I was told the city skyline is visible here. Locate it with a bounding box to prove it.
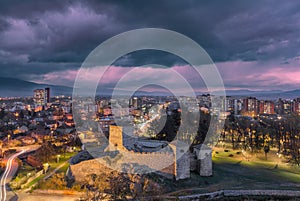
[0,1,300,93]
[2,2,300,200]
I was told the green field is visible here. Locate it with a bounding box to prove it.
[45,152,75,169]
[166,146,300,195]
[11,151,77,190]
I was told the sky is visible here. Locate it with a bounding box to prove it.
[1,0,300,93]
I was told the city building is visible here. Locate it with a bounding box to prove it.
[33,89,45,106]
[291,98,300,115]
[275,98,294,115]
[130,97,142,109]
[45,87,50,103]
[242,97,259,117]
[33,88,51,107]
[275,98,285,115]
[259,100,275,114]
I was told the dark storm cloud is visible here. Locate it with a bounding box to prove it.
[0,0,300,90]
[0,0,70,18]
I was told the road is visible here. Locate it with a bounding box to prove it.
[0,149,27,201]
[17,192,79,201]
[139,114,160,132]
[0,145,40,201]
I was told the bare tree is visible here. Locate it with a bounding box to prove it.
[35,141,56,163]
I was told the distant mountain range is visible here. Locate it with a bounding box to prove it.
[223,89,300,99]
[0,77,299,99]
[0,77,72,97]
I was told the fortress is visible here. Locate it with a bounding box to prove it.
[69,125,212,182]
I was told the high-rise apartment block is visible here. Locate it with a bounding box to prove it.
[259,100,275,114]
[33,88,51,106]
[242,97,259,116]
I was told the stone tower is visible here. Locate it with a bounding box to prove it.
[169,140,190,180]
[109,125,123,150]
[193,144,212,176]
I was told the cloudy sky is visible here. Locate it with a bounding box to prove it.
[1,0,300,93]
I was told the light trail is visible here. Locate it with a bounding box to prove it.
[0,149,26,201]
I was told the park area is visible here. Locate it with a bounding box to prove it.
[11,152,77,191]
[11,145,300,200]
[164,145,300,198]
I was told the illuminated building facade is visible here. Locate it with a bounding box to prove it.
[242,97,258,117]
[259,100,275,114]
[33,88,51,106]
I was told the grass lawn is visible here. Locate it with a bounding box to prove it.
[10,164,35,189]
[165,146,300,195]
[27,175,43,187]
[213,147,300,186]
[47,152,76,169]
[13,151,77,190]
[15,164,35,178]
[56,161,70,174]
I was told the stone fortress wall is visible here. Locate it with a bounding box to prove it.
[69,125,212,182]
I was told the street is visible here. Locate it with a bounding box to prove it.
[0,149,26,201]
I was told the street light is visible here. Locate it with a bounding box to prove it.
[43,163,49,173]
[276,152,282,168]
[7,134,10,144]
[56,154,61,163]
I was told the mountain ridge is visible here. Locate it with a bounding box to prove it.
[0,77,299,98]
[0,77,72,97]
